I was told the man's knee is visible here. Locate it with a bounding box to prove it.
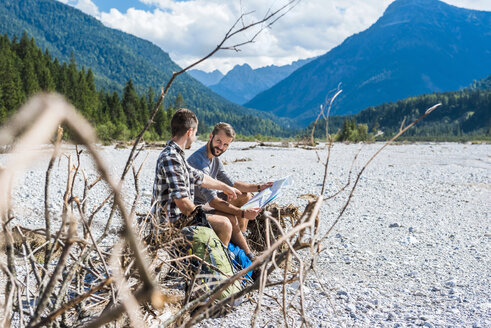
[223,216,234,232]
[209,214,233,235]
[227,214,241,231]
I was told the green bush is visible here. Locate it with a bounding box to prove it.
[336,119,371,142]
[96,122,114,142]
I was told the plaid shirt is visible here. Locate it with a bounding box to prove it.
[151,140,204,223]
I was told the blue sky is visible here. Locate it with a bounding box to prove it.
[57,0,491,73]
[92,0,151,12]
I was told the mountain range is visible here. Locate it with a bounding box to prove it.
[245,0,491,126]
[0,0,292,135]
[188,69,224,87]
[191,58,313,105]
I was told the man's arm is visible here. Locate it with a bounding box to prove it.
[201,174,241,201]
[172,173,238,218]
[233,181,273,193]
[209,197,260,220]
[174,197,198,217]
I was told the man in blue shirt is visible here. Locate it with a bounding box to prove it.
[187,122,272,260]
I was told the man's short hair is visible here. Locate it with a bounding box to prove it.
[212,122,236,140]
[171,108,198,137]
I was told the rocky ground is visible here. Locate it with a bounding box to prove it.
[1,141,489,327]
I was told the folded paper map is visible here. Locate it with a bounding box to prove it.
[241,175,293,209]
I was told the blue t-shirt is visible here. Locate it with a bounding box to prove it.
[187,144,235,204]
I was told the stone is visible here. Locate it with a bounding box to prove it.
[387,312,396,321]
[337,290,348,297]
[346,304,356,313]
[445,280,456,288]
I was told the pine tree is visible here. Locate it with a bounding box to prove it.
[0,56,24,116]
[66,53,78,103]
[122,79,140,132]
[0,87,6,123]
[139,94,149,129]
[108,91,126,125]
[153,104,167,138]
[38,65,55,91]
[174,92,185,109]
[21,58,40,96]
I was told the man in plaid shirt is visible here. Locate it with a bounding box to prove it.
[152,108,241,246]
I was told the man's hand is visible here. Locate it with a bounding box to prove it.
[244,208,261,220]
[223,185,241,201]
[259,181,274,192]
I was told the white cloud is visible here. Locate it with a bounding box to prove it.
[58,0,491,73]
[444,0,491,11]
[75,0,100,17]
[57,0,100,17]
[97,0,397,72]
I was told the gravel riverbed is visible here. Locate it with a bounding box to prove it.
[1,141,489,327]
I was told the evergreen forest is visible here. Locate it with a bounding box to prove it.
[0,33,181,141]
[308,84,491,142]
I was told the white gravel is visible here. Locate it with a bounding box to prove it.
[1,141,489,327]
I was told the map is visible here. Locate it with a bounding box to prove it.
[241,175,293,209]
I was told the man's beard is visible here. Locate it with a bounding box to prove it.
[209,135,224,157]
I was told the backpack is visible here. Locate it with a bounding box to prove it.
[181,225,242,299]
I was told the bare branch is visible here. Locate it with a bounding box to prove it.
[29,208,77,327]
[44,125,63,258]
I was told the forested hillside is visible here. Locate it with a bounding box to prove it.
[0,0,293,136]
[307,77,491,141]
[467,75,491,91]
[0,33,180,141]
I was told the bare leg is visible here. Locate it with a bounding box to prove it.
[230,192,253,232]
[212,211,251,254]
[207,214,232,246]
